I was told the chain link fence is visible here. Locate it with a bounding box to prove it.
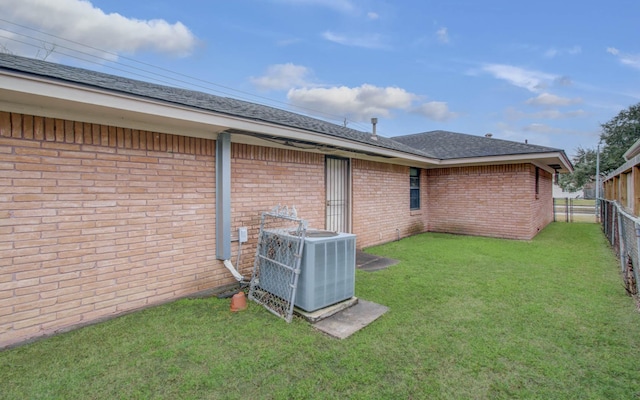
[599,199,640,296]
[248,206,307,323]
[553,198,596,223]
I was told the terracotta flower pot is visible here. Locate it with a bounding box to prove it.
[230,291,247,312]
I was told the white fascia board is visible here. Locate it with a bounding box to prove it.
[0,71,439,164]
[435,151,573,173]
[0,71,574,171]
[229,132,436,167]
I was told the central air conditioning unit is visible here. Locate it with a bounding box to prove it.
[259,229,356,312]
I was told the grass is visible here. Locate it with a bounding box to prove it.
[569,214,597,223]
[572,199,597,206]
[2,223,640,399]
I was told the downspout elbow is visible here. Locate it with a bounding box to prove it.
[223,259,245,282]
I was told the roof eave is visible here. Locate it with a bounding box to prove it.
[435,152,573,173]
[0,67,574,172]
[0,69,440,164]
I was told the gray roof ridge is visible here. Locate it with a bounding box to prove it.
[391,129,567,160]
[393,129,563,154]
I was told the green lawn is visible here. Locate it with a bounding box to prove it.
[2,223,639,399]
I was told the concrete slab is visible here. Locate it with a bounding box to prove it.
[356,251,399,272]
[295,297,359,323]
[312,299,389,339]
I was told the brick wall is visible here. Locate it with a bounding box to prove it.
[426,164,550,240]
[229,143,325,273]
[352,159,427,247]
[531,168,554,235]
[0,111,555,347]
[0,112,222,348]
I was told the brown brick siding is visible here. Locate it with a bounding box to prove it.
[1,111,555,348]
[531,167,554,235]
[352,159,427,247]
[427,164,552,240]
[229,143,325,274]
[0,112,220,348]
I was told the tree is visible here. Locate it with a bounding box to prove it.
[557,147,598,192]
[558,102,640,192]
[598,102,640,174]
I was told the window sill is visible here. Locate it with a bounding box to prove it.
[410,210,422,216]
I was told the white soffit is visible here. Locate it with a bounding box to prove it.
[436,152,573,173]
[0,71,438,164]
[0,70,572,171]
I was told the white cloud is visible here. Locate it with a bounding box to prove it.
[554,76,573,87]
[276,38,302,46]
[367,11,379,20]
[412,101,457,121]
[272,0,355,13]
[482,64,557,93]
[436,27,450,44]
[506,107,587,120]
[523,123,564,134]
[607,47,640,70]
[287,84,418,122]
[0,0,197,60]
[250,63,315,91]
[322,31,389,49]
[544,45,581,58]
[525,93,582,107]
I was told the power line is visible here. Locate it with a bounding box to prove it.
[0,18,380,135]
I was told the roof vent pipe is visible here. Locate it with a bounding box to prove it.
[485,133,493,138]
[371,117,378,141]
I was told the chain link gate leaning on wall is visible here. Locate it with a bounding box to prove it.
[600,199,640,296]
[248,206,307,322]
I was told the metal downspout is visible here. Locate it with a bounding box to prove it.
[216,132,231,260]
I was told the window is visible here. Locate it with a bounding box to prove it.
[410,167,420,210]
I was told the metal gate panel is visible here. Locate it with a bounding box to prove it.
[325,157,350,233]
[248,205,306,323]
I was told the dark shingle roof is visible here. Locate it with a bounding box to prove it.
[392,130,563,159]
[0,53,431,158]
[0,54,567,163]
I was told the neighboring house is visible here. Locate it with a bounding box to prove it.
[0,53,572,348]
[553,184,584,199]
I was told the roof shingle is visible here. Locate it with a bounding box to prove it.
[392,130,562,159]
[0,53,430,158]
[0,53,567,162]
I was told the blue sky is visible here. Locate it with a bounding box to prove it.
[1,0,639,158]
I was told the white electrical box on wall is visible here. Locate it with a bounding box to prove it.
[238,227,248,243]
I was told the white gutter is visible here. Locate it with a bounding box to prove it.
[0,70,439,165]
[0,69,573,171]
[435,151,573,173]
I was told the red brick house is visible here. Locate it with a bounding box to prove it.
[0,54,572,347]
